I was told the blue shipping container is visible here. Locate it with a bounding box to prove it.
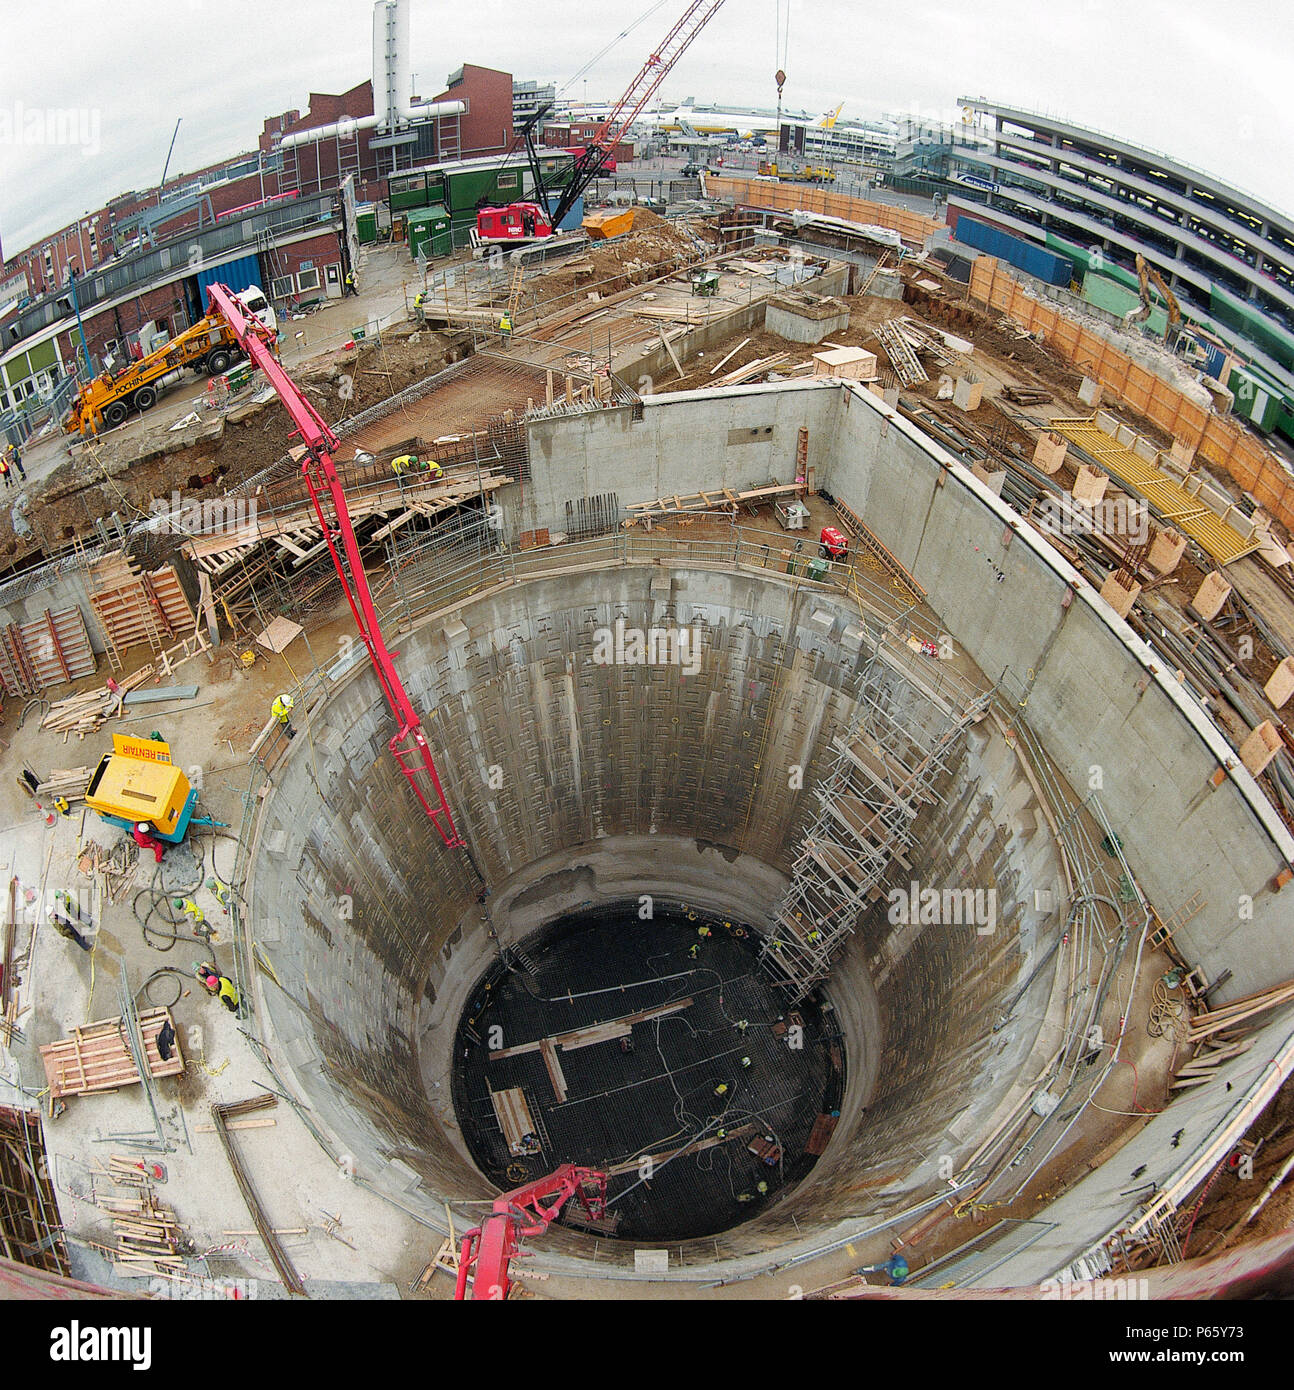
[953,216,1075,287]
[195,252,265,309]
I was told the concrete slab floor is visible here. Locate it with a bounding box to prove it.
[0,606,442,1300]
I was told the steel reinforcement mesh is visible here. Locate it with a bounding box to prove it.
[450,903,845,1243]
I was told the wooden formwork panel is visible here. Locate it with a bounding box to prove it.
[708,177,942,244]
[89,562,196,657]
[0,606,96,696]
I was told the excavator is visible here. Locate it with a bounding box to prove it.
[1126,252,1210,367]
[474,0,728,247]
[1126,252,1182,331]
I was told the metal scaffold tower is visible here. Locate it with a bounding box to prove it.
[760,647,990,1003]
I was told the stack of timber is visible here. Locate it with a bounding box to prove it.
[873,321,929,386]
[35,766,94,803]
[100,1185,186,1278]
[714,353,791,386]
[39,665,153,736]
[1185,977,1294,1046]
[77,838,140,905]
[40,1007,185,1099]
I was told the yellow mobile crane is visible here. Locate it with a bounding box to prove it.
[63,286,276,436]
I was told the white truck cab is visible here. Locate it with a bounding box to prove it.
[234,286,277,335]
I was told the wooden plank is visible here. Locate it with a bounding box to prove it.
[708,338,752,376]
[539,1040,568,1103]
[489,1087,538,1155]
[659,330,686,381]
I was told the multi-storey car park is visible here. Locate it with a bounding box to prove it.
[948,99,1294,444]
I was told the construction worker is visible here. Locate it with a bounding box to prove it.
[855,1254,909,1285]
[0,453,10,490]
[688,943,699,959]
[51,912,92,952]
[207,876,232,913]
[4,444,24,482]
[733,1019,748,1034]
[194,962,221,995]
[132,821,166,864]
[696,924,712,939]
[740,1056,751,1069]
[413,290,426,323]
[343,269,359,298]
[807,929,822,944]
[714,1082,729,1097]
[391,453,419,476]
[715,1127,727,1139]
[271,692,296,740]
[499,311,512,345]
[216,975,241,1014]
[422,456,443,480]
[756,1181,768,1195]
[173,896,205,928]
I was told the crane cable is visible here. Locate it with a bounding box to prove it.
[561,2,674,97]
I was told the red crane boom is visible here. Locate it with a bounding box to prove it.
[541,0,727,231]
[590,0,728,156]
[204,283,463,849]
[454,1164,609,1301]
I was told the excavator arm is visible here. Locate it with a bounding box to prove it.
[204,283,463,848]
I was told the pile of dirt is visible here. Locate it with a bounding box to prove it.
[0,326,464,572]
[530,214,720,304]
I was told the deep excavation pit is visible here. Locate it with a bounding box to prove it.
[248,559,1065,1275]
[450,903,843,1242]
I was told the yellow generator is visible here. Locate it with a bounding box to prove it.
[85,735,219,843]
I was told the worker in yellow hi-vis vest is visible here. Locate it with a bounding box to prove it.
[173,896,205,928]
[271,692,296,740]
[499,312,512,345]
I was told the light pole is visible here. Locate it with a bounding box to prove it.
[61,263,92,379]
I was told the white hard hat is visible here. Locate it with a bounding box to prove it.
[136,822,150,832]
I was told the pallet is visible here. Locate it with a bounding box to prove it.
[40,1007,185,1098]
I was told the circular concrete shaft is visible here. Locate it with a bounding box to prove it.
[248,563,1062,1275]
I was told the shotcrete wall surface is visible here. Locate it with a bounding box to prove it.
[249,564,1062,1277]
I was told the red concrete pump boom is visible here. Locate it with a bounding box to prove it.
[204,283,463,849]
[454,1164,609,1301]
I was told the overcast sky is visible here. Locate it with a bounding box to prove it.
[2,0,1291,257]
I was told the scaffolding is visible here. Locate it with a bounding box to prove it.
[760,643,992,1003]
